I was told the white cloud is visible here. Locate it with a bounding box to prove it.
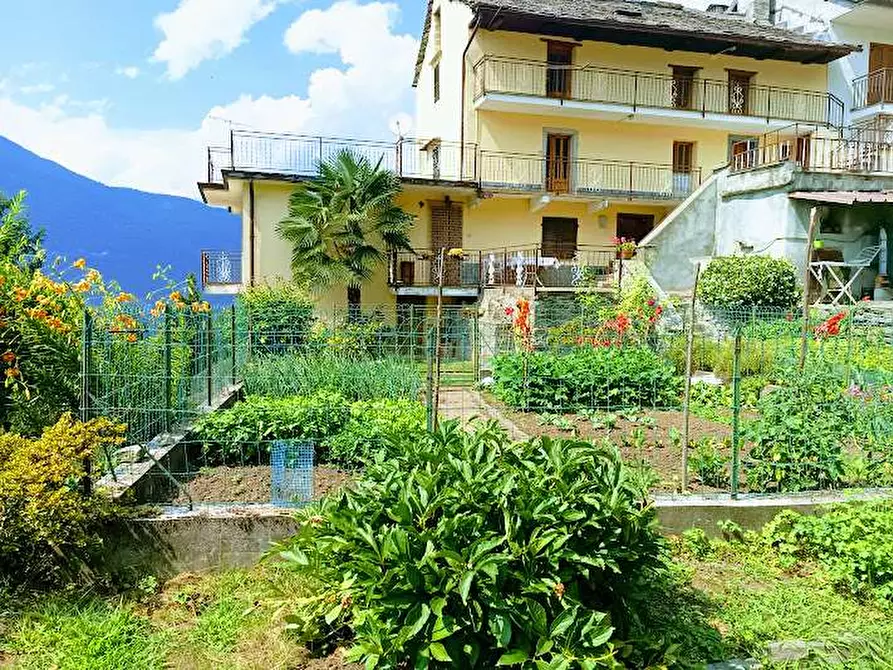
[152,0,280,80]
[0,1,418,198]
[18,83,55,95]
[116,66,141,79]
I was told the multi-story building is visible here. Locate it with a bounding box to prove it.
[198,0,893,309]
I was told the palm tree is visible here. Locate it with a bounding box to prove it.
[277,150,414,314]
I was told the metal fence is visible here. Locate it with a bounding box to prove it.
[83,298,893,505]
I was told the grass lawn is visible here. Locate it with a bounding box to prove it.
[4,531,893,669]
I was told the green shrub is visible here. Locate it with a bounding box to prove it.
[745,365,852,492]
[193,392,425,467]
[241,351,421,401]
[698,256,799,310]
[492,346,682,411]
[237,282,315,354]
[278,423,666,668]
[690,438,729,488]
[0,414,125,587]
[765,502,893,600]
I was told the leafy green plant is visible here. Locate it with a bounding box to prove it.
[241,351,421,401]
[764,502,893,600]
[697,256,799,310]
[690,439,729,488]
[492,346,682,412]
[236,282,315,354]
[277,423,667,668]
[192,392,425,467]
[536,412,575,431]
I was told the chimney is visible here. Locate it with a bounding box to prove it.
[750,0,774,25]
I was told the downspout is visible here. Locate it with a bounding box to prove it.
[459,14,482,181]
[248,180,256,286]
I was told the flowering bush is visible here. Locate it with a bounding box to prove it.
[504,296,532,352]
[0,413,125,586]
[612,236,637,255]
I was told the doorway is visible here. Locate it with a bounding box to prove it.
[541,217,578,259]
[546,41,574,98]
[546,133,572,193]
[727,70,753,115]
[868,43,893,105]
[672,141,695,195]
[616,213,655,243]
[671,66,698,110]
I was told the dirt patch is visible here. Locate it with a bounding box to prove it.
[301,649,362,669]
[172,466,352,504]
[481,394,749,493]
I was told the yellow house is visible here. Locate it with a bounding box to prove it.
[199,0,874,310]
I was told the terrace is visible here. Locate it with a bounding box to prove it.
[201,250,242,294]
[388,244,619,295]
[852,68,893,120]
[473,56,845,131]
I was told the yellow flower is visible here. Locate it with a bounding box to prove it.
[5,367,20,378]
[126,333,137,343]
[13,287,29,302]
[169,290,183,302]
[115,292,135,304]
[86,269,101,283]
[73,280,91,293]
[73,258,86,270]
[447,247,465,258]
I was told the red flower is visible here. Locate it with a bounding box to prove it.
[647,298,655,307]
[504,307,514,316]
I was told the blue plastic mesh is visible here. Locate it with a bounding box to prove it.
[270,439,314,506]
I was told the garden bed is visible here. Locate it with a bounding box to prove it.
[482,392,747,492]
[172,465,352,505]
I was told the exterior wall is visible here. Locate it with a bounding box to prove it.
[475,111,734,174]
[414,0,474,142]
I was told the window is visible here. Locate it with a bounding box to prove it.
[541,217,578,259]
[546,41,574,98]
[672,141,695,195]
[545,133,572,194]
[616,214,655,244]
[727,70,754,115]
[433,61,440,103]
[729,136,759,169]
[671,66,698,110]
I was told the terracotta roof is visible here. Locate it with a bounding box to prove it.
[465,0,856,63]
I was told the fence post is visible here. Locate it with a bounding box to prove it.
[845,303,855,388]
[230,304,237,386]
[426,327,435,432]
[163,311,172,432]
[681,264,701,491]
[472,307,480,383]
[206,311,213,406]
[799,207,819,370]
[80,311,93,496]
[730,331,742,499]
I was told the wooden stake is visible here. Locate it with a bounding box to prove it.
[432,247,446,429]
[681,262,701,491]
[799,207,819,370]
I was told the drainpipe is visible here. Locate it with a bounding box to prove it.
[248,180,256,286]
[459,14,482,181]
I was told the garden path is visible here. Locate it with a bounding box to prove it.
[437,387,529,440]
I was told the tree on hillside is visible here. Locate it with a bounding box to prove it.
[0,190,45,272]
[276,150,414,314]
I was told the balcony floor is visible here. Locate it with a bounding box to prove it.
[476,93,800,135]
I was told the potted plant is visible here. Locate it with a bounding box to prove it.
[613,236,637,259]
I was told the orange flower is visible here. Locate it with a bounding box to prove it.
[115,292,135,303]
[169,290,183,302]
[73,258,87,270]
[13,287,29,302]
[0,276,6,286]
[1,351,15,364]
[5,367,20,378]
[73,280,91,293]
[86,269,101,283]
[126,333,137,343]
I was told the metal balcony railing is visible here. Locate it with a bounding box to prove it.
[388,245,618,290]
[853,68,893,110]
[205,130,478,185]
[730,124,893,174]
[201,250,242,287]
[474,56,845,127]
[479,151,701,200]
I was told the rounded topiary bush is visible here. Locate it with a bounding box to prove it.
[697,256,799,310]
[279,423,666,668]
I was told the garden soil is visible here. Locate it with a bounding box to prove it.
[172,465,351,504]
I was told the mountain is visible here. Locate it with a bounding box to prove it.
[0,136,239,299]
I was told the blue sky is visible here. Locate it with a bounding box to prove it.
[0,0,426,196]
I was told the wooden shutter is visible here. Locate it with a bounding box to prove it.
[541,217,578,259]
[546,41,574,98]
[546,134,572,193]
[868,43,893,105]
[673,141,694,173]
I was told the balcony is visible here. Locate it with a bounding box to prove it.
[852,69,893,117]
[204,130,477,186]
[473,56,844,131]
[201,250,242,294]
[388,245,619,294]
[730,125,893,174]
[479,152,700,201]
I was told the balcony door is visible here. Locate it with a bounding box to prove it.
[671,66,698,110]
[672,141,695,195]
[546,41,574,98]
[546,133,572,194]
[616,213,655,244]
[728,70,753,116]
[868,43,893,105]
[542,217,578,260]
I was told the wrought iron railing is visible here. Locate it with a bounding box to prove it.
[853,68,893,110]
[388,245,618,290]
[474,56,845,127]
[205,130,478,185]
[201,250,242,287]
[730,124,893,174]
[479,151,701,199]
